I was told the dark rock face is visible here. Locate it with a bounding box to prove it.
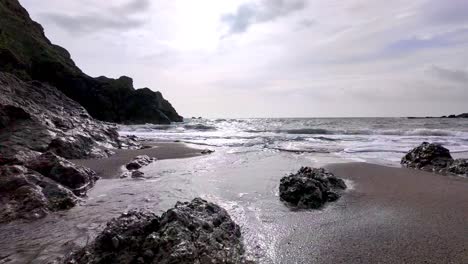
[279,167,347,209]
[26,152,99,196]
[0,165,77,223]
[0,72,122,161]
[66,198,251,264]
[401,142,468,176]
[0,0,182,124]
[125,155,157,170]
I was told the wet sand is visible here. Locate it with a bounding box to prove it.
[277,163,468,264]
[71,142,203,178]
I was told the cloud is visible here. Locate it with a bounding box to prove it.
[221,0,307,35]
[429,65,468,83]
[43,0,149,33]
[422,0,468,24]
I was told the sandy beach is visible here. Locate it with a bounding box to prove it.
[71,142,203,178]
[276,162,468,263]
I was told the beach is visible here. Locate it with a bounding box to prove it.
[0,143,467,263]
[279,163,468,263]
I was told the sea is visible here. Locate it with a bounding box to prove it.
[120,117,468,166]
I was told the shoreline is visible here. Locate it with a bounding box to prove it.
[71,142,203,178]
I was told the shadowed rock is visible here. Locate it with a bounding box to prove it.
[0,0,182,124]
[0,165,77,223]
[279,167,347,209]
[65,198,252,264]
[26,152,98,196]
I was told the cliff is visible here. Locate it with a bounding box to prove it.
[0,0,182,124]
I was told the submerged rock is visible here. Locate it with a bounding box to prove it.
[125,155,157,170]
[26,152,98,196]
[279,167,347,209]
[0,165,77,223]
[65,198,252,264]
[401,142,468,176]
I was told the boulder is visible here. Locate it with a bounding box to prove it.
[401,142,454,171]
[65,198,252,264]
[401,142,468,176]
[279,167,347,209]
[125,155,156,170]
[26,152,98,196]
[0,165,77,222]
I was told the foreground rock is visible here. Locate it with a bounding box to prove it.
[401,142,468,176]
[65,198,252,264]
[0,165,77,223]
[279,167,347,209]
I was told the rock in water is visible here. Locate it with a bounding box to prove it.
[401,142,468,176]
[279,167,347,209]
[125,155,157,170]
[401,142,454,171]
[65,198,252,264]
[26,152,99,196]
[0,165,77,223]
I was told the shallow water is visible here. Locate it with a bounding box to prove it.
[0,148,352,263]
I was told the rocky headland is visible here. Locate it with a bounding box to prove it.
[0,0,184,221]
[401,142,468,176]
[0,0,182,124]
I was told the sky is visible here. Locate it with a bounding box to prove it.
[20,0,468,118]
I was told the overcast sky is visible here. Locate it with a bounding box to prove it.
[21,0,468,117]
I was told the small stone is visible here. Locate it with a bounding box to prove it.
[131,171,145,178]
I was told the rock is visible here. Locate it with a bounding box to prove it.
[26,152,98,196]
[0,165,77,223]
[125,155,156,170]
[131,171,145,179]
[0,0,183,124]
[0,72,122,161]
[401,142,468,176]
[401,142,454,171]
[201,149,215,155]
[446,159,468,176]
[65,198,252,264]
[279,167,347,209]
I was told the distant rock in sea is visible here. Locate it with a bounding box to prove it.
[0,0,182,124]
[279,167,347,209]
[65,198,252,264]
[401,142,468,176]
[407,113,468,119]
